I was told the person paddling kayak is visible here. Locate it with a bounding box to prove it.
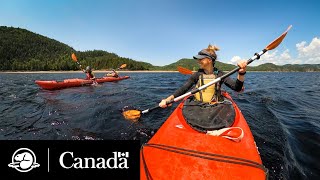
[105,69,119,78]
[84,66,96,80]
[84,66,99,85]
[159,44,248,131]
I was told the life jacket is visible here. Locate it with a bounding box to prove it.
[86,72,94,79]
[194,68,223,103]
[106,72,118,78]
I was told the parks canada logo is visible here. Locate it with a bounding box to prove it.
[8,148,40,172]
[59,151,129,169]
[8,148,129,172]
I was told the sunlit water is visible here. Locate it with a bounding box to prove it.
[0,72,319,179]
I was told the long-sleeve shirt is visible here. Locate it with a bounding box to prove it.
[173,69,243,98]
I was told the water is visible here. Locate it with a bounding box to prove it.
[0,72,319,179]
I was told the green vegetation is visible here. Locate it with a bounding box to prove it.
[0,26,153,71]
[0,26,75,70]
[1,26,319,72]
[246,63,320,72]
[71,50,154,70]
[156,58,237,71]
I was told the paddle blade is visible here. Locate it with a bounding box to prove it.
[119,64,127,69]
[122,109,141,121]
[71,53,78,62]
[265,25,292,50]
[177,66,193,75]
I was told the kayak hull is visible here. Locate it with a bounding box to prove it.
[140,92,266,180]
[96,76,130,83]
[35,76,130,90]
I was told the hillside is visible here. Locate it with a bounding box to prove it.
[156,58,237,71]
[0,26,75,70]
[0,26,153,71]
[156,59,320,72]
[247,63,320,72]
[0,26,319,72]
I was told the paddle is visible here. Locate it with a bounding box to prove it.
[71,53,98,85]
[105,64,124,78]
[177,66,246,92]
[177,66,193,75]
[71,53,83,70]
[122,25,292,120]
[118,64,127,70]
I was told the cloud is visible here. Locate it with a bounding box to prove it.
[228,56,241,65]
[296,37,320,64]
[258,49,292,65]
[228,37,320,66]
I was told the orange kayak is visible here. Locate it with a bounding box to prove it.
[35,76,130,90]
[140,92,268,180]
[96,76,130,83]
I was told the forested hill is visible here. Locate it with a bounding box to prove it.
[0,26,319,71]
[247,63,320,72]
[158,58,238,71]
[0,26,74,70]
[158,59,320,72]
[0,26,153,71]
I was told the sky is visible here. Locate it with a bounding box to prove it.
[1,0,320,66]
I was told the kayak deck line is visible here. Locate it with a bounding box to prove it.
[141,143,269,179]
[140,92,267,179]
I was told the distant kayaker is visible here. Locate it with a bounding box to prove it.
[84,66,96,80]
[105,69,119,78]
[159,44,248,131]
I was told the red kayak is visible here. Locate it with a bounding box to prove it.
[96,76,130,83]
[140,92,268,179]
[35,76,130,90]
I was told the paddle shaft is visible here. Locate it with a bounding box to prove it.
[142,106,160,114]
[141,49,267,114]
[72,55,98,83]
[140,25,291,115]
[76,62,83,70]
[170,49,267,102]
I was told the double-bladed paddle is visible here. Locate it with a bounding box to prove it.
[71,53,98,85]
[122,25,292,120]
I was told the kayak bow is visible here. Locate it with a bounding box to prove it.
[140,92,268,180]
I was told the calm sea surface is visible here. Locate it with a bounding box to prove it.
[0,72,319,179]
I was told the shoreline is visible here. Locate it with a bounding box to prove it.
[0,70,180,74]
[0,70,319,74]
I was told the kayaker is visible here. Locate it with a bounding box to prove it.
[105,69,119,78]
[159,44,247,131]
[84,66,96,80]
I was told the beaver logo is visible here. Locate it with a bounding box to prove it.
[8,148,40,172]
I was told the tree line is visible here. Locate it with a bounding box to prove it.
[0,26,153,71]
[1,26,319,72]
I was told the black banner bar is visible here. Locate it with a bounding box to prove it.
[1,140,140,179]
